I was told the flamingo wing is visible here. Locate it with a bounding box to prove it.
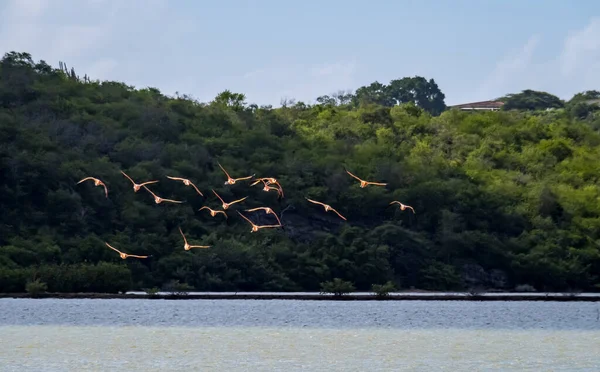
[127,254,150,259]
[365,181,387,186]
[330,208,347,221]
[212,189,225,204]
[139,180,159,186]
[105,242,122,254]
[178,227,188,244]
[142,185,159,198]
[271,213,282,225]
[234,175,254,181]
[345,169,363,182]
[230,196,248,205]
[166,176,186,181]
[189,182,204,196]
[236,211,255,226]
[306,198,327,207]
[217,162,231,178]
[120,171,135,184]
[77,177,96,184]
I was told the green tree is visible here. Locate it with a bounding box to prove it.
[386,76,446,115]
[500,89,564,111]
[1,50,599,294]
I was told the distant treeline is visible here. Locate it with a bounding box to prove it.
[0,51,599,294]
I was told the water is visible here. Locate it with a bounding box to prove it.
[1,299,599,371]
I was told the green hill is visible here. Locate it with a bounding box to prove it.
[1,51,599,293]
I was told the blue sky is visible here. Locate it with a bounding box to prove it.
[1,0,599,106]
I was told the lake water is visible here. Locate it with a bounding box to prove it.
[1,299,599,371]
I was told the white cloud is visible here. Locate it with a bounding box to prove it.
[559,17,600,78]
[477,17,600,102]
[477,35,540,99]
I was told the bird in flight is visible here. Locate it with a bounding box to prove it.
[245,207,282,225]
[306,198,347,220]
[120,171,158,192]
[252,179,284,199]
[218,162,254,185]
[178,227,210,250]
[142,185,183,204]
[212,189,247,210]
[237,211,282,233]
[390,201,415,214]
[77,177,108,198]
[166,176,204,196]
[105,242,150,259]
[198,206,228,219]
[253,177,279,186]
[345,169,387,188]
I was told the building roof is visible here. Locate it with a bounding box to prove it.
[450,100,505,109]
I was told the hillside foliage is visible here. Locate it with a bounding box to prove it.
[1,51,600,293]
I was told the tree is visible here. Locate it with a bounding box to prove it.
[500,89,564,111]
[565,90,600,119]
[1,50,600,295]
[386,76,446,115]
[212,90,247,111]
[568,90,600,103]
[351,76,446,116]
[353,81,395,107]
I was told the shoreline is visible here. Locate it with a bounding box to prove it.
[1,292,599,301]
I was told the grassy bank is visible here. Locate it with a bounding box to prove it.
[1,292,599,301]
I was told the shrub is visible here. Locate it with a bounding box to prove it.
[320,278,355,297]
[25,279,48,297]
[144,287,160,298]
[163,280,193,296]
[371,281,396,298]
[514,284,536,292]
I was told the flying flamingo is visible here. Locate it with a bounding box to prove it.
[253,177,279,186]
[178,227,210,250]
[252,179,284,199]
[105,242,150,259]
[142,185,183,204]
[198,206,228,219]
[245,207,282,225]
[77,177,108,198]
[345,169,387,188]
[212,189,247,210]
[166,176,204,196]
[306,198,347,221]
[218,162,254,185]
[237,211,282,233]
[389,201,415,214]
[120,171,158,192]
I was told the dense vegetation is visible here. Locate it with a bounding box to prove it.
[1,51,600,294]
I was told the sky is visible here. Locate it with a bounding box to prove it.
[0,0,599,107]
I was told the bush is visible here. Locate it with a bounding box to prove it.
[144,287,160,297]
[320,278,355,297]
[514,284,536,292]
[25,279,48,297]
[371,281,396,298]
[163,280,194,296]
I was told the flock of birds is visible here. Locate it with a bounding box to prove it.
[77,163,415,260]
